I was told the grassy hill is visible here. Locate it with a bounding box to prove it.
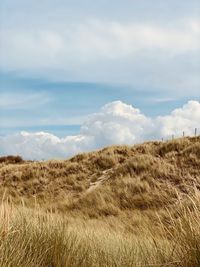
[0,137,200,266]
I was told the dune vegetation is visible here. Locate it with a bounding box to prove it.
[0,137,200,266]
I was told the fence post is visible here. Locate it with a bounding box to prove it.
[195,128,197,137]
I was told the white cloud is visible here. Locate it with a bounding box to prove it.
[81,101,153,147]
[1,19,199,70]
[0,100,199,160]
[0,30,64,70]
[156,101,200,137]
[0,131,93,160]
[1,18,199,94]
[1,0,200,96]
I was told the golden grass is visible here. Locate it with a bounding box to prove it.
[0,192,200,267]
[0,137,200,266]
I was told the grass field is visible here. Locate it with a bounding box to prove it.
[0,137,200,266]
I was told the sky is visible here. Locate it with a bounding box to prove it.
[0,0,200,159]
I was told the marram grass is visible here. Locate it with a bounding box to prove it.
[0,137,200,266]
[0,193,200,267]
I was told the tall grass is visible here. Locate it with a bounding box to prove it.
[0,137,200,266]
[0,192,200,267]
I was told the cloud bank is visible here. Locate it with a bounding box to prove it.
[1,18,200,94]
[0,100,200,160]
[1,19,199,72]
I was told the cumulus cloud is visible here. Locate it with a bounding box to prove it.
[0,132,93,160]
[0,100,199,160]
[81,101,153,147]
[156,101,200,137]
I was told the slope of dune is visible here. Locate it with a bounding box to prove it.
[0,137,200,266]
[0,137,199,217]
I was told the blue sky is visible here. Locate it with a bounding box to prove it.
[0,0,200,138]
[0,71,193,137]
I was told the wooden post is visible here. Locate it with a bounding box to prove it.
[195,128,197,137]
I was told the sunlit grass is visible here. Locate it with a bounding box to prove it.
[0,192,199,267]
[0,137,200,266]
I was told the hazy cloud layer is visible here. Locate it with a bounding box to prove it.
[0,100,199,160]
[1,0,200,95]
[1,19,199,68]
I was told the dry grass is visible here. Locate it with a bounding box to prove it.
[0,192,200,267]
[0,137,200,266]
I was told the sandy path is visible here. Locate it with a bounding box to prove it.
[86,168,114,194]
